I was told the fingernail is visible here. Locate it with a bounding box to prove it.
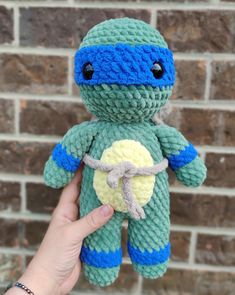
[100,205,112,217]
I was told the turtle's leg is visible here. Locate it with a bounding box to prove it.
[79,166,124,286]
[127,171,170,278]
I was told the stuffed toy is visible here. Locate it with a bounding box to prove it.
[44,18,207,287]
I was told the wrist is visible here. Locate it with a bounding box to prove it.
[18,261,60,295]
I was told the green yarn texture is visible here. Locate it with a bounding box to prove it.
[43,17,207,287]
[80,17,168,48]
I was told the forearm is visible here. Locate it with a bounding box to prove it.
[44,122,97,188]
[155,124,207,187]
[5,261,60,295]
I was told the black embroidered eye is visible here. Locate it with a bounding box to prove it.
[151,62,164,79]
[82,63,94,80]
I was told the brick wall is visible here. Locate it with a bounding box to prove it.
[0,0,235,294]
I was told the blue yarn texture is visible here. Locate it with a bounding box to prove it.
[127,242,170,265]
[167,143,198,171]
[74,43,175,87]
[52,143,81,173]
[80,246,122,268]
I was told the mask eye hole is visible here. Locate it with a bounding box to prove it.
[82,62,94,80]
[151,62,164,79]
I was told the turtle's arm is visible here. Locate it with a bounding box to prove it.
[154,124,207,187]
[44,121,98,189]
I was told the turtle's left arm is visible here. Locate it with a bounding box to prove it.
[44,121,98,189]
[154,124,207,187]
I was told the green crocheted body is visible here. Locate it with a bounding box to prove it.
[43,18,207,287]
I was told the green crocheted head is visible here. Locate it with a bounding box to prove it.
[74,18,175,122]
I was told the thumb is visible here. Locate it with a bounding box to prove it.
[69,204,114,242]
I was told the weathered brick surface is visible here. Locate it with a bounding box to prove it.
[0,141,54,175]
[0,1,234,294]
[210,61,235,100]
[158,11,235,53]
[26,183,60,214]
[142,269,235,295]
[172,60,206,100]
[20,100,92,136]
[205,153,235,188]
[166,108,235,146]
[24,220,49,250]
[20,8,151,48]
[196,234,235,266]
[0,219,19,247]
[0,181,20,212]
[0,6,13,44]
[0,54,68,94]
[0,254,23,283]
[170,231,190,262]
[171,193,235,227]
[0,99,14,133]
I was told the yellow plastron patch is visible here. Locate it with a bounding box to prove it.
[93,140,155,212]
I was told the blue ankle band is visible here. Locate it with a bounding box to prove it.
[52,143,81,173]
[168,143,198,171]
[128,242,170,265]
[80,245,122,268]
[74,43,175,88]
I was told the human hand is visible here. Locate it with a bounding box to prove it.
[6,166,114,295]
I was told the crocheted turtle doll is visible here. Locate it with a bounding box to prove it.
[44,18,207,286]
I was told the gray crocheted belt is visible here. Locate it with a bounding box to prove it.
[83,154,168,220]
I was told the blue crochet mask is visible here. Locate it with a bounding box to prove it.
[74,43,175,88]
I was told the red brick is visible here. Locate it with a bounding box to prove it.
[20,8,151,48]
[0,54,68,94]
[0,181,20,212]
[0,141,54,175]
[210,61,235,100]
[171,193,235,227]
[0,99,14,133]
[205,153,235,188]
[20,100,92,136]
[166,108,235,146]
[142,269,235,295]
[170,231,190,262]
[172,60,206,100]
[0,6,13,44]
[158,11,235,53]
[26,183,60,214]
[196,234,235,266]
[0,219,19,247]
[23,220,49,250]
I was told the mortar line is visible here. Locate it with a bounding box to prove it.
[14,98,20,135]
[150,9,157,28]
[171,225,235,236]
[0,92,82,103]
[13,5,19,46]
[20,182,27,212]
[189,231,197,265]
[135,276,143,295]
[68,53,74,96]
[204,56,212,101]
[1,0,235,10]
[169,262,235,273]
[170,186,235,196]
[1,93,235,110]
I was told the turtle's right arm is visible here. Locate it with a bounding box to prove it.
[44,121,98,188]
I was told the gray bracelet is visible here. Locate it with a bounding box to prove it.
[3,282,35,295]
